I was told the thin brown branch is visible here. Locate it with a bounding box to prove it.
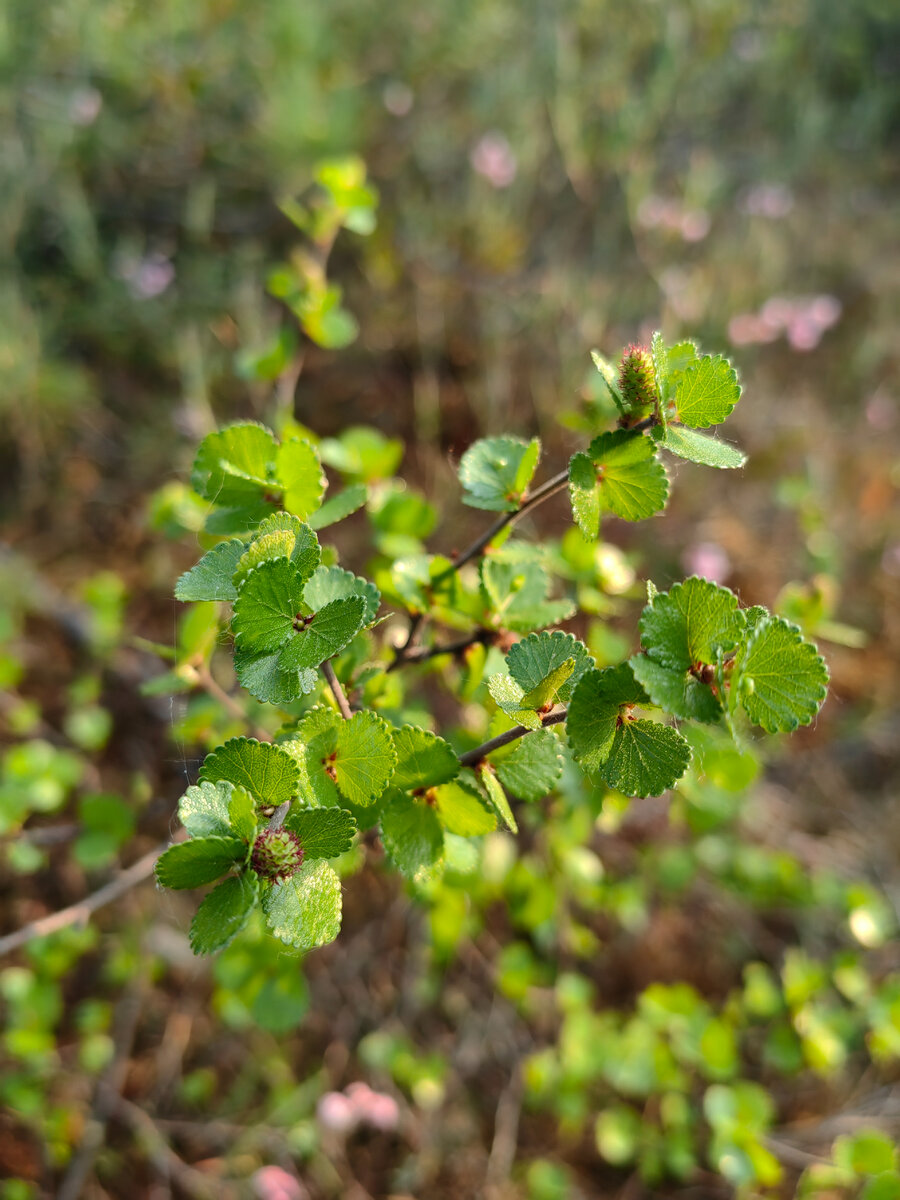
[458,708,567,768]
[0,839,177,958]
[57,981,146,1200]
[196,664,269,742]
[432,467,570,586]
[386,627,494,672]
[322,660,353,719]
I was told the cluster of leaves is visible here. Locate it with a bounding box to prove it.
[159,331,828,956]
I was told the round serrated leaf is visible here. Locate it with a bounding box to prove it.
[573,430,669,531]
[155,836,245,889]
[333,711,397,806]
[506,631,593,703]
[189,872,259,954]
[178,780,233,838]
[738,617,829,732]
[200,737,299,808]
[639,577,744,672]
[261,859,342,950]
[175,539,245,602]
[486,674,545,730]
[380,793,444,875]
[232,557,308,654]
[629,654,722,723]
[431,780,496,836]
[567,665,649,771]
[192,423,278,504]
[278,595,366,671]
[495,729,564,802]
[276,438,325,520]
[391,725,460,790]
[599,720,691,798]
[672,354,741,428]
[234,648,318,705]
[303,565,380,625]
[283,807,357,859]
[459,436,541,512]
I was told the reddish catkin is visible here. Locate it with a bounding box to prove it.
[618,344,658,416]
[250,828,305,884]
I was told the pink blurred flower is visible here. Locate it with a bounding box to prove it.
[346,1081,400,1131]
[470,133,517,188]
[728,313,779,346]
[253,1166,307,1200]
[317,1091,357,1134]
[740,183,794,219]
[683,542,731,584]
[680,210,711,242]
[68,86,102,127]
[116,253,175,300]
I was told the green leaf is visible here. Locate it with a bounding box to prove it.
[278,595,366,670]
[651,330,671,423]
[639,577,745,672]
[431,780,496,836]
[175,539,245,602]
[590,349,626,417]
[319,426,403,482]
[178,780,233,838]
[199,737,300,809]
[653,425,746,469]
[332,711,397,807]
[155,836,245,889]
[630,654,723,723]
[276,438,326,519]
[233,516,320,589]
[567,664,649,771]
[568,431,669,537]
[495,729,564,802]
[227,789,257,842]
[232,558,308,654]
[308,483,368,530]
[380,793,444,875]
[234,647,317,705]
[506,631,593,704]
[481,559,575,633]
[391,726,460,790]
[189,872,259,954]
[284,807,357,859]
[477,764,517,833]
[459,436,541,512]
[279,709,342,808]
[261,859,343,950]
[600,720,692,798]
[738,617,829,732]
[667,340,700,374]
[672,355,741,428]
[486,673,545,731]
[303,565,380,625]
[192,423,278,505]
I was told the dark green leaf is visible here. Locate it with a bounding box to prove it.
[155,836,245,889]
[199,737,299,809]
[189,873,259,954]
[175,539,245,602]
[380,793,444,875]
[284,807,357,859]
